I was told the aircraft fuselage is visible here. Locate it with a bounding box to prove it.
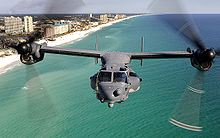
[90,53,142,108]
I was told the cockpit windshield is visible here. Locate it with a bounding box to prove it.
[98,72,112,82]
[113,72,127,83]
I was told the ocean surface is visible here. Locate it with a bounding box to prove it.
[0,15,220,137]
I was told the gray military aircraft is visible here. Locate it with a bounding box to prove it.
[2,0,220,132]
[7,11,219,132]
[14,31,219,110]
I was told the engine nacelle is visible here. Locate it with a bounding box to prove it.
[90,73,98,90]
[190,49,215,71]
[19,43,46,65]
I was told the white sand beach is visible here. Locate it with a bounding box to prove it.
[0,15,138,73]
[39,15,137,46]
[0,54,20,73]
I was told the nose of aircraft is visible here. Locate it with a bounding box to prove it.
[98,83,128,108]
[98,83,120,101]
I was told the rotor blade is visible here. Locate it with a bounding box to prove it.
[24,65,56,121]
[10,0,85,14]
[148,0,206,50]
[7,0,85,44]
[169,71,204,131]
[215,49,220,56]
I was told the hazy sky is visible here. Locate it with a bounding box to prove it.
[0,0,220,14]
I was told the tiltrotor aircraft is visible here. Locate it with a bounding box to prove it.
[13,29,219,110]
[2,0,220,132]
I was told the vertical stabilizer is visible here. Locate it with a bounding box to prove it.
[95,34,98,64]
[141,36,144,66]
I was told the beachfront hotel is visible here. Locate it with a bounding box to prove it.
[1,13,129,40]
[4,16,23,35]
[44,24,69,38]
[24,16,34,34]
[100,14,108,23]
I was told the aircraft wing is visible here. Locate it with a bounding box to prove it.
[40,46,103,58]
[40,46,192,59]
[129,51,192,59]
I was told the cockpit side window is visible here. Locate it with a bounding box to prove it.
[129,72,139,77]
[98,72,112,82]
[113,72,127,83]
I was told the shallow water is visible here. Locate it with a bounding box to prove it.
[0,15,220,137]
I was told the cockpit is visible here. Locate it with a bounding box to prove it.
[98,72,112,82]
[113,72,127,83]
[98,71,127,83]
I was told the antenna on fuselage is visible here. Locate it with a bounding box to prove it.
[95,34,98,64]
[141,36,144,66]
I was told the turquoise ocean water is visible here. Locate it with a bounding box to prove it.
[0,15,220,137]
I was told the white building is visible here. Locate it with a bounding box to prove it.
[45,24,68,38]
[100,14,108,23]
[4,16,23,35]
[24,16,34,33]
[90,22,99,27]
[89,13,93,18]
[53,24,68,35]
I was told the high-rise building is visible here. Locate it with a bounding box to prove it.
[44,26,55,38]
[100,14,108,23]
[115,14,119,20]
[24,16,34,33]
[4,16,23,35]
[89,13,93,18]
[115,14,127,20]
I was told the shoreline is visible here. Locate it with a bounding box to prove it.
[38,15,139,46]
[0,15,140,74]
[0,54,20,74]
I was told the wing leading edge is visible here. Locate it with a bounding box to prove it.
[129,51,192,59]
[40,46,192,59]
[40,46,103,58]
